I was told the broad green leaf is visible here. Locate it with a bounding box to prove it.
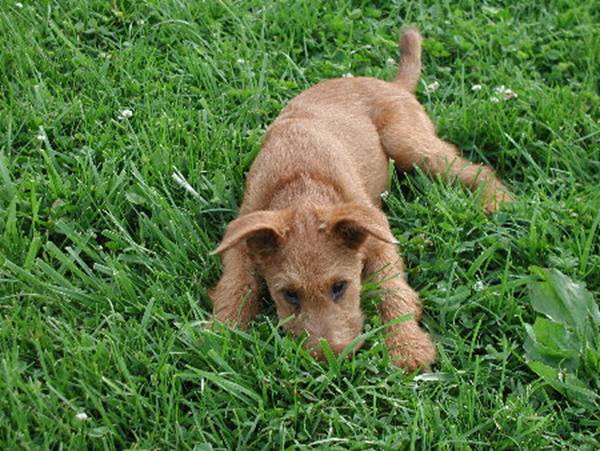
[525,268,599,406]
[531,317,580,353]
[527,361,598,405]
[524,326,579,372]
[529,267,599,337]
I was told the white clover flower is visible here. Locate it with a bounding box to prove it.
[490,96,500,103]
[342,72,354,78]
[236,58,246,64]
[425,80,440,93]
[471,84,482,92]
[15,2,23,8]
[119,109,133,120]
[473,280,486,292]
[137,19,145,25]
[492,85,518,101]
[75,412,89,421]
[502,88,517,100]
[36,127,46,141]
[386,57,396,66]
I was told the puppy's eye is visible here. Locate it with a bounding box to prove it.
[282,289,300,306]
[331,281,347,301]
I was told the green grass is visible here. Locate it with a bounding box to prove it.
[1,0,599,448]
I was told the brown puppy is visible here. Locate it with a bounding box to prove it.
[209,27,512,371]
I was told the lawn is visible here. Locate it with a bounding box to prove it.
[1,0,599,449]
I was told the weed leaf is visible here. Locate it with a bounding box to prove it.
[525,268,599,407]
[529,267,599,339]
[527,361,598,403]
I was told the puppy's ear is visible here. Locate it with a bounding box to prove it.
[325,203,398,249]
[211,210,291,256]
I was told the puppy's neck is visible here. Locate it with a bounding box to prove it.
[268,172,343,209]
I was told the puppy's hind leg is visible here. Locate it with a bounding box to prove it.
[380,27,512,212]
[374,99,513,213]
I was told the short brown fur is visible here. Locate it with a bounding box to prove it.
[209,27,512,371]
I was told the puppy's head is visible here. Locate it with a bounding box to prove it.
[213,203,396,360]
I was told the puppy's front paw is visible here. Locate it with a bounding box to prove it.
[387,326,436,372]
[483,189,513,214]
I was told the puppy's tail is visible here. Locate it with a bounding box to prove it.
[393,27,422,93]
